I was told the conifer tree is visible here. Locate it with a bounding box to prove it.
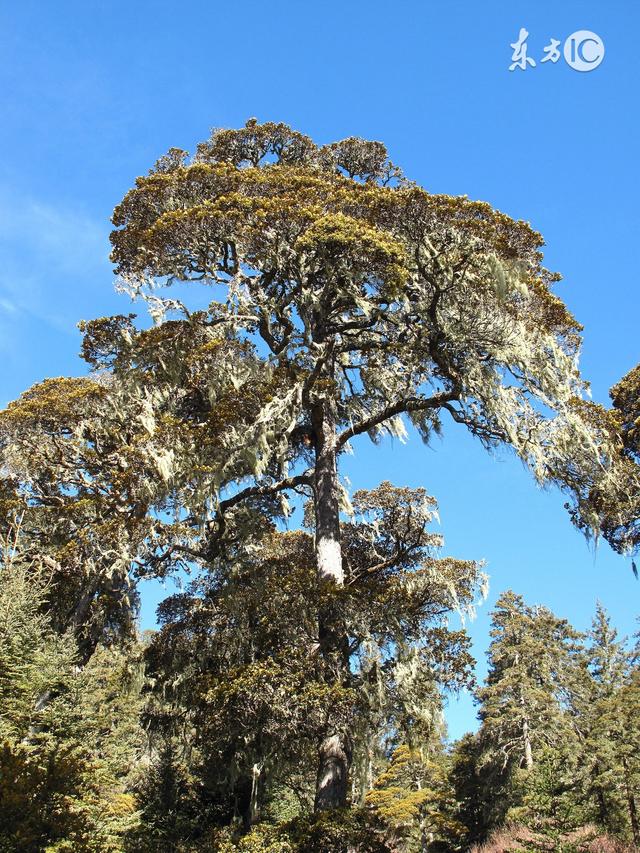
[86,118,616,810]
[366,740,465,852]
[470,591,583,837]
[478,591,581,774]
[454,600,640,850]
[576,603,629,833]
[575,606,640,844]
[0,531,144,851]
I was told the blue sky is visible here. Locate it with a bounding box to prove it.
[1,0,639,740]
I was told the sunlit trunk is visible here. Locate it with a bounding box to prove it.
[522,716,533,770]
[249,763,262,828]
[312,398,343,587]
[518,678,533,770]
[312,397,352,811]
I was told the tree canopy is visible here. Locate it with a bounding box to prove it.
[1,119,638,852]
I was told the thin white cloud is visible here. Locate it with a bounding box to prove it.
[0,297,18,315]
[0,196,108,270]
[0,189,112,333]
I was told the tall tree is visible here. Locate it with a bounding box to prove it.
[456,600,640,849]
[140,483,481,845]
[575,607,640,844]
[576,603,631,833]
[473,591,582,834]
[97,118,615,810]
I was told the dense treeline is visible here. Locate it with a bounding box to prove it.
[453,595,640,852]
[2,120,640,851]
[2,528,639,851]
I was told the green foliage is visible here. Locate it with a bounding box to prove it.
[477,591,582,776]
[367,744,465,851]
[454,598,640,850]
[212,808,391,853]
[0,536,144,852]
[1,119,637,850]
[509,744,590,840]
[139,493,481,842]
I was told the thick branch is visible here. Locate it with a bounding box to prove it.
[336,391,457,449]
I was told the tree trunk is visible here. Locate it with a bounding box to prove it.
[596,786,608,829]
[315,733,351,811]
[522,716,533,770]
[312,398,343,588]
[622,756,640,845]
[591,762,609,830]
[249,763,262,829]
[68,576,103,665]
[519,685,533,770]
[312,398,352,812]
